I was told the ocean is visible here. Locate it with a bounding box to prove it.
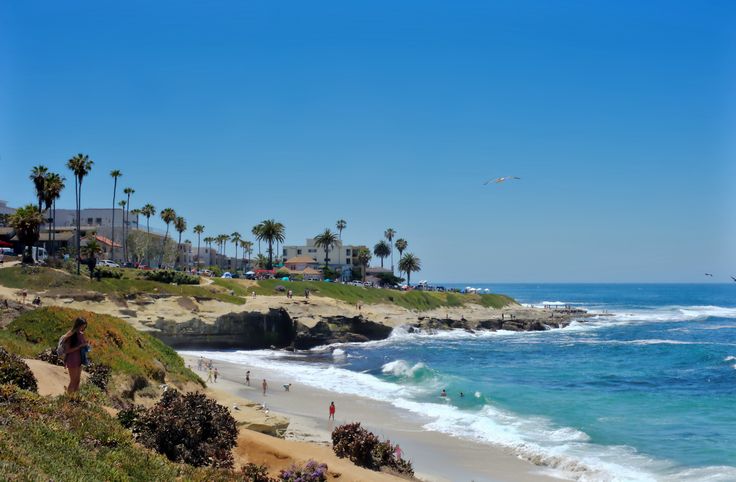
[185,284,736,481]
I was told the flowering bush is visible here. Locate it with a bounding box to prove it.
[278,460,328,482]
[240,462,274,482]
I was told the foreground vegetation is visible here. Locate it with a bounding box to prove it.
[217,278,516,311]
[0,384,235,481]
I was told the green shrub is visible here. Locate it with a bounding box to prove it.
[96,266,123,279]
[129,390,238,468]
[275,269,290,279]
[331,422,413,476]
[0,348,38,392]
[87,363,112,391]
[241,463,274,482]
[140,269,200,285]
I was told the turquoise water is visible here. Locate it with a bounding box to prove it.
[192,284,736,481]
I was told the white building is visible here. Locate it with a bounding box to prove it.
[282,238,367,269]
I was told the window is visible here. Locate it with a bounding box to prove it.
[297,249,302,255]
[308,248,316,253]
[87,218,93,224]
[95,218,102,224]
[347,259,352,264]
[346,249,351,256]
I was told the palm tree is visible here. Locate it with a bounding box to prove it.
[193,225,205,267]
[384,228,396,273]
[30,165,48,213]
[43,172,65,258]
[66,153,94,275]
[394,238,407,278]
[140,204,156,266]
[123,187,134,262]
[314,228,339,269]
[118,200,127,260]
[174,216,187,269]
[81,238,103,280]
[399,253,421,287]
[159,208,177,267]
[129,208,141,230]
[241,240,253,270]
[9,204,44,264]
[214,234,226,269]
[357,247,372,282]
[230,232,242,270]
[257,219,285,270]
[336,219,347,240]
[203,236,214,266]
[254,253,269,269]
[252,223,263,256]
[109,170,122,261]
[373,240,391,268]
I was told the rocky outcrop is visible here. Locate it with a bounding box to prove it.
[152,308,296,350]
[293,316,393,350]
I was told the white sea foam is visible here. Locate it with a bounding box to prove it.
[723,356,736,362]
[332,348,346,358]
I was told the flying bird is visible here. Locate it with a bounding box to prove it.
[705,273,713,277]
[484,176,521,185]
[731,276,736,282]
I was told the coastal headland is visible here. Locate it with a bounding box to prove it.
[0,263,598,481]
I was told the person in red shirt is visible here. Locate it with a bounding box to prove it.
[329,401,336,420]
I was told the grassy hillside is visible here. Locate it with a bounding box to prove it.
[216,278,516,311]
[0,384,234,482]
[0,266,244,304]
[0,307,201,389]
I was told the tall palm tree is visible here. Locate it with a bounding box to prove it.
[9,204,44,264]
[193,225,205,267]
[373,240,391,268]
[256,220,285,270]
[159,208,177,267]
[241,240,253,270]
[66,153,94,274]
[336,219,347,240]
[203,236,214,266]
[123,187,134,262]
[109,170,122,261]
[394,238,408,278]
[29,165,48,213]
[384,228,396,273]
[174,216,187,269]
[230,232,242,270]
[118,200,127,260]
[252,223,263,256]
[43,172,65,258]
[399,253,421,287]
[140,204,156,266]
[214,234,227,269]
[314,228,339,269]
[357,247,372,282]
[129,208,141,230]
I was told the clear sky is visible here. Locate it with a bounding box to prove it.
[1,0,734,282]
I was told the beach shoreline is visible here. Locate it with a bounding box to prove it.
[181,353,567,482]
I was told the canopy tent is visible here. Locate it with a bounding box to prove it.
[0,240,12,247]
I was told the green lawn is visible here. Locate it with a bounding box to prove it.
[0,266,245,304]
[215,278,515,311]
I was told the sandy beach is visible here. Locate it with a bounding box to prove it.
[182,354,565,482]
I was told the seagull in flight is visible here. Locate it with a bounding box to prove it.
[705,273,713,277]
[484,176,521,185]
[731,276,736,282]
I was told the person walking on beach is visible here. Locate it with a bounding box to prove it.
[394,444,403,459]
[214,367,219,383]
[262,378,268,395]
[60,317,89,394]
[206,368,214,383]
[245,370,250,386]
[329,401,335,420]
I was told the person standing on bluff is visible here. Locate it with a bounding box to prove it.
[61,317,89,394]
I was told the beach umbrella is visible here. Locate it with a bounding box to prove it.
[245,271,255,275]
[281,277,289,281]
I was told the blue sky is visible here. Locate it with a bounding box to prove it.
[1,0,734,282]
